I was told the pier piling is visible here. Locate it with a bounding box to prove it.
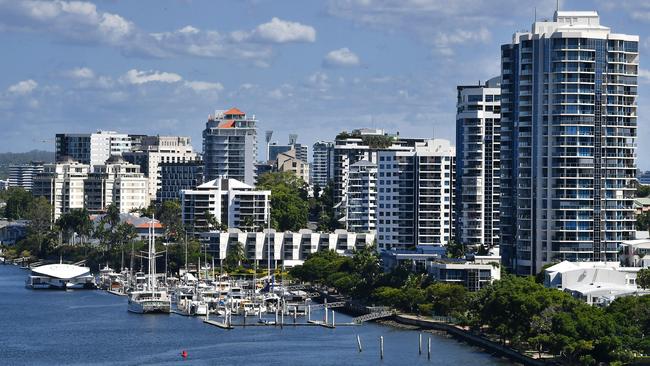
[332,310,335,328]
[380,336,384,360]
[427,336,431,360]
[357,335,362,352]
[419,333,422,355]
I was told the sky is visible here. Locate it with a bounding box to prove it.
[0,0,648,169]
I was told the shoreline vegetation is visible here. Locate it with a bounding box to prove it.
[290,249,650,366]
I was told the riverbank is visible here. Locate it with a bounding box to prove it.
[393,314,546,366]
[0,265,510,366]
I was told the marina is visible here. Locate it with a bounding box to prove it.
[0,264,512,365]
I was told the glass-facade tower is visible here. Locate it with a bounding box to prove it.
[500,11,638,275]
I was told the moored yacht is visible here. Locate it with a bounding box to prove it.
[127,215,171,314]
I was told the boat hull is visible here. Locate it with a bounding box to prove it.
[128,298,171,314]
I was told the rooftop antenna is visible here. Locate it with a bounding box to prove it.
[556,0,560,13]
[534,7,537,22]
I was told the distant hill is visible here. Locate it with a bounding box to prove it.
[0,150,55,180]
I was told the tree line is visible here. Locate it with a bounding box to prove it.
[290,249,650,365]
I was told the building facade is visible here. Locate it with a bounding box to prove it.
[33,159,91,219]
[84,156,149,214]
[200,229,374,268]
[455,77,501,251]
[276,148,310,184]
[180,178,270,235]
[312,141,334,187]
[8,162,44,191]
[123,136,197,202]
[346,160,377,233]
[203,108,257,186]
[157,160,204,202]
[500,11,638,274]
[377,139,455,251]
[55,131,132,166]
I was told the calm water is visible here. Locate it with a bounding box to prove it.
[0,265,511,365]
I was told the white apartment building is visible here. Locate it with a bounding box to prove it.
[455,77,501,251]
[32,159,91,219]
[85,156,149,214]
[200,229,375,268]
[377,139,455,250]
[276,148,310,184]
[56,131,131,166]
[123,136,197,202]
[203,108,257,186]
[8,162,44,191]
[500,11,638,275]
[180,178,270,235]
[346,160,377,233]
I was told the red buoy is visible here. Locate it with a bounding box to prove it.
[181,350,188,359]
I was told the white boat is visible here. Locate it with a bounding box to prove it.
[26,263,96,290]
[128,291,172,313]
[127,214,171,314]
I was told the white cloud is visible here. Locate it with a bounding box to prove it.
[327,0,552,56]
[8,79,38,95]
[639,68,650,84]
[307,71,329,91]
[0,2,315,62]
[323,47,360,67]
[121,69,182,85]
[184,81,224,92]
[251,17,316,43]
[65,67,95,79]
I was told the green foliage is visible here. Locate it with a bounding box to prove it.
[637,185,650,198]
[257,171,308,231]
[57,208,92,244]
[424,283,469,316]
[445,240,465,259]
[638,211,650,231]
[224,242,247,270]
[310,180,341,232]
[2,187,34,219]
[157,200,183,239]
[637,268,650,290]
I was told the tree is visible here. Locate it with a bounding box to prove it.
[2,187,33,219]
[257,172,309,231]
[224,242,247,269]
[637,212,650,231]
[205,211,227,231]
[637,268,650,289]
[638,185,650,198]
[425,283,469,316]
[25,197,53,254]
[445,240,465,259]
[157,200,182,239]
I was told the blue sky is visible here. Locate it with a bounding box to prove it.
[0,0,648,169]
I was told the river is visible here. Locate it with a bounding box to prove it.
[0,265,512,365]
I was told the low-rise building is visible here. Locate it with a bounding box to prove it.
[544,261,646,306]
[276,148,310,184]
[0,220,29,246]
[634,197,650,215]
[381,248,501,291]
[90,213,164,240]
[200,228,375,268]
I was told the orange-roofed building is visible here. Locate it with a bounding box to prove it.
[203,108,258,186]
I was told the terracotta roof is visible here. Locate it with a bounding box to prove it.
[224,107,245,116]
[218,120,236,128]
